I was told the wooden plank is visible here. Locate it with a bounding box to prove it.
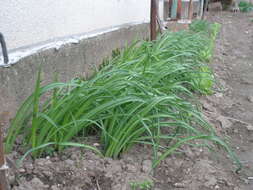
[171,0,178,19]
[177,0,182,19]
[188,0,193,20]
[0,116,8,190]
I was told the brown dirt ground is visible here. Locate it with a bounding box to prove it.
[5,11,253,190]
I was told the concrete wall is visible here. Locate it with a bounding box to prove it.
[0,23,150,131]
[0,0,154,131]
[0,0,150,50]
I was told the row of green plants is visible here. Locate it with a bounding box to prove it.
[239,1,253,12]
[5,20,241,171]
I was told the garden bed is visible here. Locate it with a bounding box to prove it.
[5,14,252,189]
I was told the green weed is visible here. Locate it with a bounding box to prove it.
[130,180,154,190]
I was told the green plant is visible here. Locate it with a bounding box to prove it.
[189,20,211,33]
[100,48,122,69]
[190,20,221,62]
[112,48,121,58]
[5,21,241,172]
[239,1,253,12]
[130,180,154,190]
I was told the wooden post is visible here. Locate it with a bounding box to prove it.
[0,33,9,64]
[177,0,182,19]
[0,124,8,190]
[188,0,193,20]
[150,0,158,40]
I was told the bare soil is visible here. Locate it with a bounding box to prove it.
[5,11,253,190]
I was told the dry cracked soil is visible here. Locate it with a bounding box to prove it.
[5,11,253,190]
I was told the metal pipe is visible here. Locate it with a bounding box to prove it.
[199,0,204,19]
[0,33,9,64]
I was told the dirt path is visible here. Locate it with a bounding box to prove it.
[207,11,253,189]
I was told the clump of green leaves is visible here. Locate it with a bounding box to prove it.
[239,1,253,12]
[190,20,221,62]
[130,180,154,190]
[5,20,241,172]
[189,20,221,94]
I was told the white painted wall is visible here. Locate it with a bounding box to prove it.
[158,0,165,21]
[0,0,150,50]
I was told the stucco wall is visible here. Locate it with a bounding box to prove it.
[0,0,150,50]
